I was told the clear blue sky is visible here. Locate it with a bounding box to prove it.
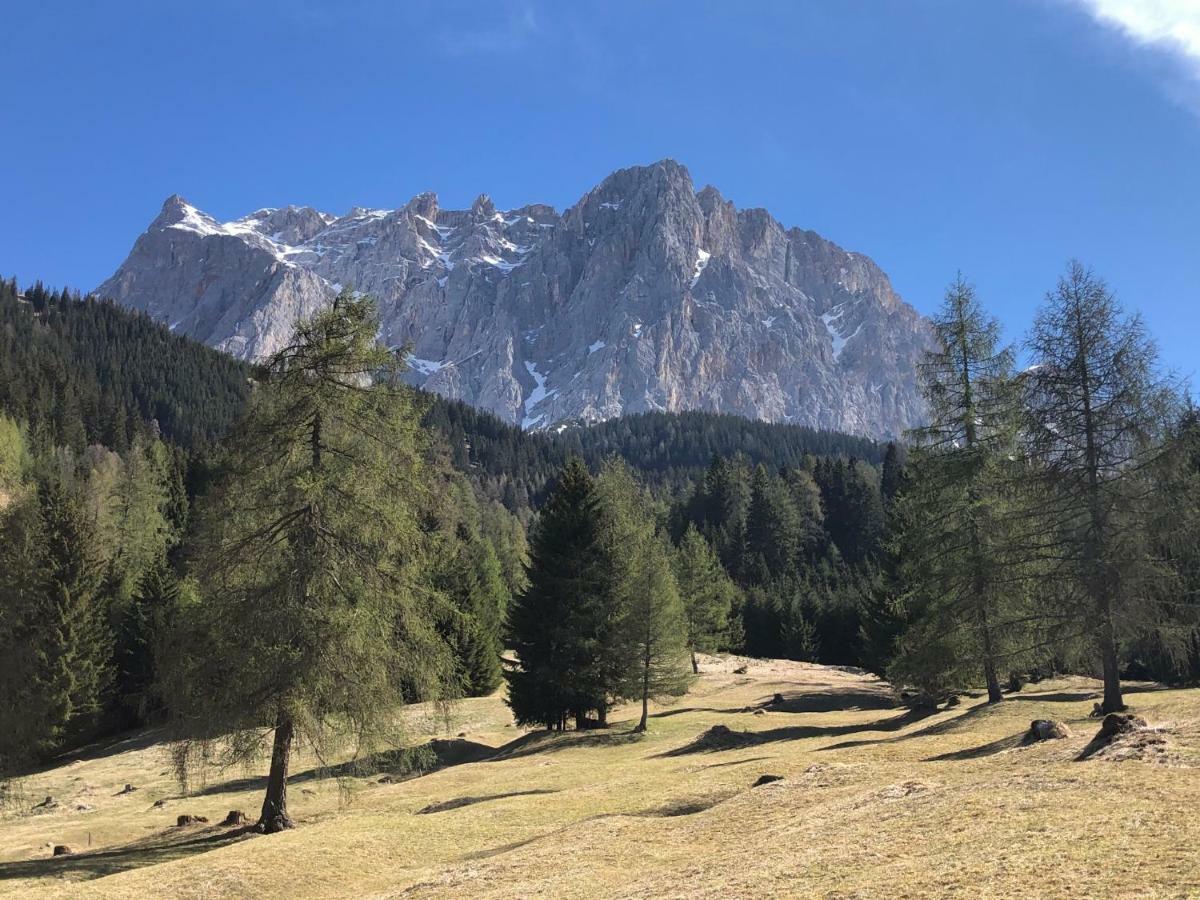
[3,0,1197,378]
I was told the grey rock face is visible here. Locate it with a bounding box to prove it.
[98,161,932,437]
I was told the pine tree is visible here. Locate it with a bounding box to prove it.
[163,293,450,832]
[1023,262,1180,713]
[505,458,605,730]
[673,526,738,673]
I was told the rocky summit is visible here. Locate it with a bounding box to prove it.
[98,160,931,437]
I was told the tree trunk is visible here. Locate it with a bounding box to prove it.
[979,603,1003,704]
[635,660,650,733]
[574,710,587,731]
[691,649,699,675]
[258,716,295,834]
[597,704,608,727]
[1099,615,1125,713]
[983,658,1003,704]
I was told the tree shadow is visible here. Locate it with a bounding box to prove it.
[819,704,995,751]
[189,737,499,797]
[648,707,741,719]
[0,823,255,883]
[489,729,644,761]
[416,788,559,814]
[1008,692,1099,703]
[696,755,776,770]
[923,732,1025,761]
[754,689,898,714]
[656,708,933,758]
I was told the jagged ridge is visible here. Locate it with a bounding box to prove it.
[97,160,931,438]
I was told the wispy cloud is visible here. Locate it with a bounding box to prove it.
[1068,1,1200,74]
[438,2,541,56]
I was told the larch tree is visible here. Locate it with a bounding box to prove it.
[1023,262,1179,713]
[672,525,737,673]
[595,460,690,732]
[164,293,449,833]
[891,275,1027,704]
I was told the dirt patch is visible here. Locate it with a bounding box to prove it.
[858,781,933,807]
[1080,726,1178,764]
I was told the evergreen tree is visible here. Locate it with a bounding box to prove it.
[434,535,507,696]
[744,464,802,582]
[163,293,450,832]
[113,560,182,724]
[35,477,112,740]
[880,442,905,506]
[505,458,605,730]
[673,526,738,673]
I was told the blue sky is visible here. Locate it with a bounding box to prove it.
[3,0,1197,378]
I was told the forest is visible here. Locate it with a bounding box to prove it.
[1,265,1198,834]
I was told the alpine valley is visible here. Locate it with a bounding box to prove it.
[98,160,931,438]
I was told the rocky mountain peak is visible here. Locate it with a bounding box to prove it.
[98,161,932,438]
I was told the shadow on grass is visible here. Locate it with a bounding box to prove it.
[485,728,647,761]
[923,732,1026,761]
[191,738,498,797]
[656,708,934,758]
[753,689,898,714]
[697,755,777,770]
[649,707,742,719]
[817,703,1004,752]
[417,788,559,814]
[0,824,255,883]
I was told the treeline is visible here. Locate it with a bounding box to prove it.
[0,279,250,452]
[427,403,886,514]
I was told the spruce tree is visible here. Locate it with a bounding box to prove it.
[36,478,112,739]
[505,457,604,730]
[164,293,449,832]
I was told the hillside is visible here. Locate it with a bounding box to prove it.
[97,160,931,438]
[3,660,1198,898]
[0,280,887,507]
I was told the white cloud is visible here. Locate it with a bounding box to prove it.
[1070,1,1200,73]
[438,3,540,56]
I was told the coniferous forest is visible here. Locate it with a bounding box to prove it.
[1,268,1198,833]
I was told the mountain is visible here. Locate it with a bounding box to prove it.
[97,160,931,438]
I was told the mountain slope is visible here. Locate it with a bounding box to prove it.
[98,160,931,438]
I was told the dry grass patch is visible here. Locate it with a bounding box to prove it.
[3,658,1199,898]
